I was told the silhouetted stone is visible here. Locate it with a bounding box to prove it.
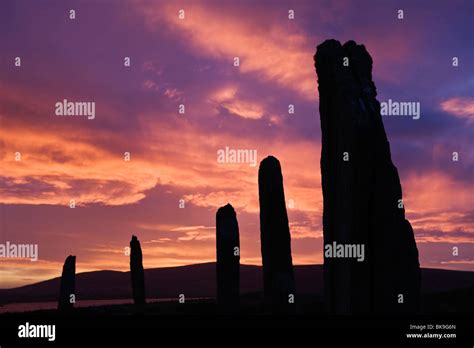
[216,203,240,312]
[58,255,75,311]
[315,39,421,314]
[258,156,296,312]
[130,235,146,306]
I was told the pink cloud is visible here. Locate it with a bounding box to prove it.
[133,1,317,100]
[440,97,474,122]
[208,86,265,120]
[404,171,474,244]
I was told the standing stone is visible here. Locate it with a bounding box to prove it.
[58,255,76,311]
[258,156,296,312]
[130,235,146,306]
[314,39,420,314]
[216,203,240,312]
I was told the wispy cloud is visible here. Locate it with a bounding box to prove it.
[208,86,265,120]
[133,1,317,100]
[440,97,474,122]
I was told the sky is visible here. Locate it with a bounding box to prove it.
[0,0,473,288]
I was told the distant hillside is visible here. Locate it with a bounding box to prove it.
[0,263,472,305]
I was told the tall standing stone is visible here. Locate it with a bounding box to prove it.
[130,235,146,306]
[216,203,240,312]
[258,156,296,312]
[58,255,76,311]
[314,39,421,314]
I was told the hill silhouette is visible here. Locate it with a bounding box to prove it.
[0,263,472,307]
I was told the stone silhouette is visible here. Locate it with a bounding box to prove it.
[314,39,421,314]
[130,235,146,306]
[216,203,240,312]
[258,156,296,312]
[58,255,76,311]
